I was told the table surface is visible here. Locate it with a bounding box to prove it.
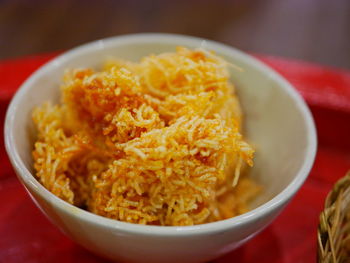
[1,0,350,69]
[0,53,350,262]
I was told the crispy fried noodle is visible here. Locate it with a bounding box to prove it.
[32,47,261,226]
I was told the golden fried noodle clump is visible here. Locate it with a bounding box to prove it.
[32,47,260,226]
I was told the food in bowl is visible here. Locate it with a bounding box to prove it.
[32,46,260,226]
[6,34,317,263]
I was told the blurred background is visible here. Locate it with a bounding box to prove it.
[0,0,349,68]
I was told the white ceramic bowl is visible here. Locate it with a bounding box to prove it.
[4,33,317,263]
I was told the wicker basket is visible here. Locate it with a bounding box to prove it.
[318,172,350,262]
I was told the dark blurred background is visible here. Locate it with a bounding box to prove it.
[0,0,349,68]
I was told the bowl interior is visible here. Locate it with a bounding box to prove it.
[8,34,315,211]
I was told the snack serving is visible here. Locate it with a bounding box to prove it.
[32,47,260,226]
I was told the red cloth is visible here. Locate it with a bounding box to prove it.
[1,53,350,263]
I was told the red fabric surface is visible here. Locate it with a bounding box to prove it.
[1,53,350,263]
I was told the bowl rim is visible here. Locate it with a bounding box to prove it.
[4,33,317,236]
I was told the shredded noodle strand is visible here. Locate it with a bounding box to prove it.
[32,47,260,226]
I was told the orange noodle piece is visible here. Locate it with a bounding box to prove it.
[32,47,260,226]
